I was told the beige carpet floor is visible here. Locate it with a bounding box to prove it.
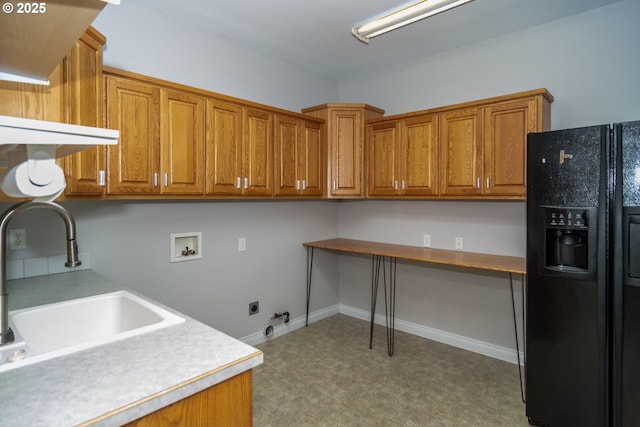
[253,314,530,427]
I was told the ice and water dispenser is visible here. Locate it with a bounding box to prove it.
[543,207,591,273]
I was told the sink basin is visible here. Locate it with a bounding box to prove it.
[0,291,184,371]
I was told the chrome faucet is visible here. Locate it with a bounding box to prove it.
[0,201,81,346]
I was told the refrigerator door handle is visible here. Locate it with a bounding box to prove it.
[560,149,574,164]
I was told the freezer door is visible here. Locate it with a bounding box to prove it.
[614,120,640,427]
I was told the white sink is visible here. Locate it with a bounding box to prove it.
[0,291,184,371]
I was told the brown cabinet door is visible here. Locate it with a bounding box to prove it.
[483,98,537,196]
[63,30,106,196]
[368,121,400,197]
[205,99,243,196]
[300,119,323,197]
[402,114,438,196]
[274,114,300,197]
[106,76,161,195]
[161,89,204,195]
[330,109,363,197]
[243,107,273,196]
[125,371,253,427]
[274,116,323,197]
[439,107,483,196]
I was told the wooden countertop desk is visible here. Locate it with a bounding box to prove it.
[303,238,525,274]
[303,238,527,400]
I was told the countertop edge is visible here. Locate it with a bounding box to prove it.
[84,350,264,426]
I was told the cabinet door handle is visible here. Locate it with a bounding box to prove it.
[296,180,301,190]
[244,177,248,189]
[236,177,241,189]
[153,173,158,187]
[401,180,406,190]
[486,177,491,189]
[99,170,106,187]
[476,177,480,189]
[394,180,398,190]
[302,180,307,190]
[164,173,168,187]
[333,181,337,191]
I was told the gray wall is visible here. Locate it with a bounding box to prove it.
[5,0,640,358]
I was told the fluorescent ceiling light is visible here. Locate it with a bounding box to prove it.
[352,0,475,44]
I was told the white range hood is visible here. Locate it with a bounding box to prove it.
[0,0,119,85]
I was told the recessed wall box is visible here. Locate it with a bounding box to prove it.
[170,232,202,263]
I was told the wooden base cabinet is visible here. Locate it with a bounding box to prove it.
[124,370,253,427]
[302,103,384,198]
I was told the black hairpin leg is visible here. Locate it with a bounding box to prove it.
[382,256,397,357]
[305,247,314,327]
[510,272,526,403]
[370,254,382,349]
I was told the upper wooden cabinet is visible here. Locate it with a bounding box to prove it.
[482,97,541,196]
[274,114,323,197]
[105,69,205,196]
[63,27,108,196]
[161,89,205,195]
[368,113,438,197]
[206,100,273,197]
[439,107,483,197]
[105,75,161,195]
[367,89,552,200]
[302,104,384,198]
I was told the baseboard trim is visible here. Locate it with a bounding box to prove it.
[338,304,523,365]
[240,303,522,365]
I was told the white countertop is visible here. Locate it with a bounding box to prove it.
[0,270,263,426]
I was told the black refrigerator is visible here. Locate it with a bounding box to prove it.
[526,120,640,427]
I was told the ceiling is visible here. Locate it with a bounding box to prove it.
[127,0,621,81]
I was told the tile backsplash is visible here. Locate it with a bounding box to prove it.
[7,252,91,280]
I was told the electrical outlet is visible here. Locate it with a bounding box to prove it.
[249,301,259,315]
[423,234,431,248]
[9,228,26,250]
[455,237,464,251]
[239,237,247,252]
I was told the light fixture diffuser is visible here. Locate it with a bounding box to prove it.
[352,0,475,44]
